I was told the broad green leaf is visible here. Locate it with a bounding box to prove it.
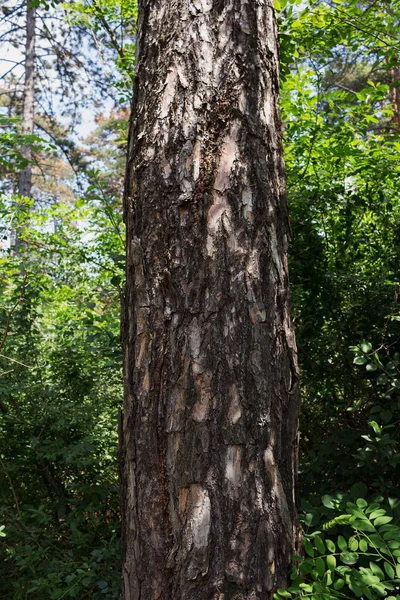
[366,363,378,372]
[352,519,375,533]
[348,578,364,597]
[314,535,325,554]
[374,516,393,526]
[300,559,314,575]
[349,537,359,551]
[326,539,335,553]
[354,356,367,365]
[371,584,387,597]
[384,563,395,579]
[370,510,386,519]
[359,539,368,552]
[276,589,292,598]
[322,495,335,509]
[369,562,385,579]
[366,504,381,514]
[334,578,345,590]
[304,539,314,557]
[361,342,372,353]
[337,536,347,551]
[315,557,325,578]
[340,552,359,565]
[326,554,336,571]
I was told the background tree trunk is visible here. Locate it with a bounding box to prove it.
[12,0,36,253]
[18,0,36,199]
[121,1,301,598]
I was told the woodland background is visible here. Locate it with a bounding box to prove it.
[0,0,400,598]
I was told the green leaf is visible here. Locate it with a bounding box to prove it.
[369,562,385,579]
[326,554,336,571]
[354,356,367,365]
[314,535,325,554]
[366,363,378,371]
[359,539,368,552]
[326,539,335,553]
[337,536,347,551]
[380,410,393,423]
[300,559,314,575]
[348,578,364,597]
[350,483,368,499]
[352,519,375,533]
[370,510,386,519]
[334,578,345,590]
[371,584,387,597]
[340,552,359,565]
[361,342,372,353]
[348,536,359,551]
[97,579,108,590]
[374,516,393,526]
[369,534,389,552]
[356,498,368,509]
[276,589,292,598]
[304,539,314,557]
[366,503,381,514]
[384,563,395,579]
[322,495,335,509]
[315,557,325,578]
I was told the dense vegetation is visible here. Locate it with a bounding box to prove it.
[0,0,399,598]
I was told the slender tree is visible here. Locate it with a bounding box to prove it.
[18,0,36,200]
[121,1,301,598]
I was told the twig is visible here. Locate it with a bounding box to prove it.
[0,369,14,378]
[0,354,31,368]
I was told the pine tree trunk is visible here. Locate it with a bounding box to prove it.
[121,1,301,598]
[18,0,36,199]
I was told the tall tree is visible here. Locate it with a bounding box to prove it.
[17,0,35,200]
[121,1,301,599]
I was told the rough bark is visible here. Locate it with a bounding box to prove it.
[18,0,36,199]
[121,1,301,599]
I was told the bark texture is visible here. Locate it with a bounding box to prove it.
[18,0,36,199]
[121,1,301,598]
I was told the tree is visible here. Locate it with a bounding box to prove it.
[17,0,35,201]
[120,1,301,598]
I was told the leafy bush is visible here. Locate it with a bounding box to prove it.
[276,491,400,600]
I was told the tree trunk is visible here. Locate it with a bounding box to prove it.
[18,0,36,199]
[391,66,400,128]
[121,1,301,599]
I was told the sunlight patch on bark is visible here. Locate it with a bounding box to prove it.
[228,384,242,424]
[225,445,242,494]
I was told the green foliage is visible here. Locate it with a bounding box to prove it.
[276,496,400,600]
[349,344,400,491]
[64,0,138,103]
[0,181,124,598]
[0,115,56,174]
[279,0,400,499]
[2,0,400,595]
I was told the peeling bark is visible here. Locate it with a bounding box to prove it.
[121,1,301,598]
